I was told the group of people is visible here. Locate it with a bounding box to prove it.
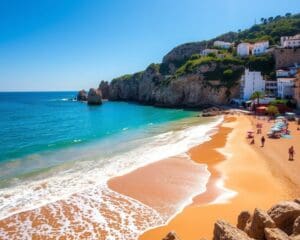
[249,119,296,161]
[250,135,295,160]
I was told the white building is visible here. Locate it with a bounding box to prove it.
[240,69,265,100]
[276,66,299,78]
[277,78,295,99]
[201,49,218,56]
[237,43,251,57]
[265,80,278,97]
[276,69,290,77]
[251,41,269,55]
[281,34,300,48]
[213,41,232,49]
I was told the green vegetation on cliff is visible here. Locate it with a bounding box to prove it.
[236,13,300,45]
[111,71,144,84]
[245,54,275,77]
[211,13,300,45]
[110,13,298,93]
[175,55,244,88]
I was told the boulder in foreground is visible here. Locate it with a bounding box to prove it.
[264,227,290,240]
[213,220,253,240]
[162,231,180,240]
[267,201,300,235]
[244,208,276,239]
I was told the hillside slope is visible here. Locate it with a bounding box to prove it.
[99,13,300,107]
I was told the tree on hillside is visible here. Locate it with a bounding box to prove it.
[268,17,274,22]
[274,15,282,21]
[251,91,265,105]
[285,13,292,18]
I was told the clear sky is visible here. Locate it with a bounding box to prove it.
[0,0,299,91]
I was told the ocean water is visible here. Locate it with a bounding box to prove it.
[0,92,222,239]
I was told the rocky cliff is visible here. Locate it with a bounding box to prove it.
[94,14,300,108]
[106,59,242,108]
[160,31,238,75]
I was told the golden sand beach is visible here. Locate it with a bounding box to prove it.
[109,115,300,240]
[1,114,299,239]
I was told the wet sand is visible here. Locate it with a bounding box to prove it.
[1,115,299,239]
[139,115,299,240]
[108,155,210,220]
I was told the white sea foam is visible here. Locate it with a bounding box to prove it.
[0,116,223,224]
[0,184,164,240]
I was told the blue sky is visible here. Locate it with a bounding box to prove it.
[0,0,299,91]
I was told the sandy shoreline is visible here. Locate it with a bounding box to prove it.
[1,114,299,239]
[109,114,300,240]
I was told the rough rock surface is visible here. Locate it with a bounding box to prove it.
[267,201,300,235]
[213,220,253,240]
[77,89,87,101]
[109,63,240,108]
[237,211,251,231]
[264,227,290,240]
[162,41,207,74]
[293,216,300,236]
[202,106,227,117]
[212,201,300,240]
[99,81,110,99]
[162,231,180,240]
[244,208,276,239]
[87,88,102,105]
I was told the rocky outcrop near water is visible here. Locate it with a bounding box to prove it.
[202,106,230,117]
[99,80,110,99]
[77,89,87,101]
[108,61,241,108]
[87,88,102,105]
[162,199,300,240]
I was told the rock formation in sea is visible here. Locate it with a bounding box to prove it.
[99,80,110,99]
[162,199,300,240]
[87,88,102,105]
[77,89,87,101]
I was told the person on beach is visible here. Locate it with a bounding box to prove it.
[289,146,295,161]
[250,138,255,145]
[261,136,265,147]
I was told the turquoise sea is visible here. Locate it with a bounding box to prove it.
[0,92,222,238]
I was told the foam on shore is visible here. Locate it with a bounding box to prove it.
[0,116,223,239]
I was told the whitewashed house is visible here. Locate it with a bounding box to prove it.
[201,49,218,56]
[277,78,296,99]
[276,69,290,77]
[213,41,232,49]
[251,41,269,55]
[237,43,251,57]
[265,80,278,97]
[240,69,265,100]
[281,34,300,48]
